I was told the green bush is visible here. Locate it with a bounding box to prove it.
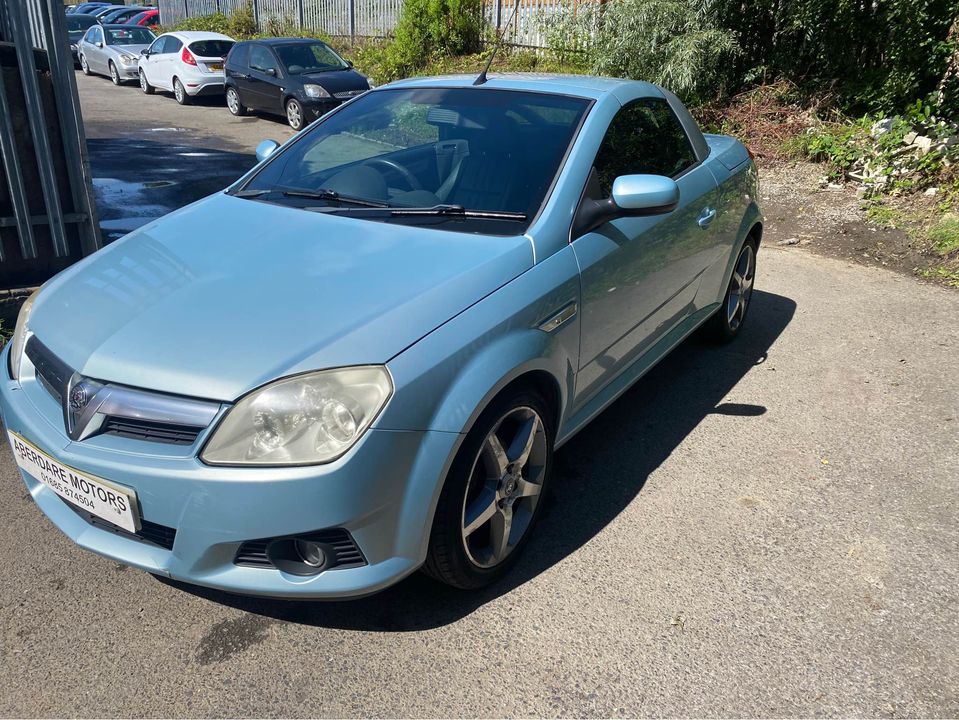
[384,0,488,79]
[541,0,737,105]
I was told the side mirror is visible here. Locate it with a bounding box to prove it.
[141,49,149,56]
[346,59,354,68]
[573,174,679,238]
[95,41,103,48]
[264,67,276,77]
[255,139,280,163]
[611,174,679,213]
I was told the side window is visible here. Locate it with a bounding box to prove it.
[592,98,698,196]
[83,27,97,43]
[249,45,278,74]
[229,43,250,68]
[148,36,166,54]
[165,37,182,54]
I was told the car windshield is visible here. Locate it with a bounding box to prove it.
[241,87,591,234]
[189,39,234,57]
[274,42,347,74]
[105,27,154,44]
[67,15,96,30]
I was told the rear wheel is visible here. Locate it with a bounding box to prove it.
[286,98,304,131]
[139,69,154,94]
[80,54,90,75]
[226,86,246,116]
[109,61,121,86]
[704,238,757,342]
[423,388,554,589]
[173,77,189,105]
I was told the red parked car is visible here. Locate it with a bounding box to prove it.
[125,9,158,27]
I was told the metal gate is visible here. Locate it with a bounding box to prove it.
[0,0,100,292]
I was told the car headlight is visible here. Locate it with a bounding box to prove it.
[119,54,136,65]
[303,84,330,99]
[7,289,39,381]
[201,366,392,466]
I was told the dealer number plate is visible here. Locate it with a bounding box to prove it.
[8,431,140,533]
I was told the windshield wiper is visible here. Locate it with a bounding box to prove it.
[281,188,390,207]
[307,204,527,221]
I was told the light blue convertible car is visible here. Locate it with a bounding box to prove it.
[1,74,761,598]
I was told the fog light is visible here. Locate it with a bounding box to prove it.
[294,539,326,568]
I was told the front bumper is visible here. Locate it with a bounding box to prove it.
[303,97,341,120]
[0,345,460,598]
[115,61,139,79]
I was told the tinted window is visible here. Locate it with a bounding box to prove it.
[249,45,277,73]
[228,42,250,67]
[593,98,697,195]
[275,42,347,74]
[243,87,590,233]
[189,40,234,57]
[105,27,154,44]
[164,36,182,53]
[67,15,97,31]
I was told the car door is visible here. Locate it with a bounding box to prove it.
[247,44,284,113]
[79,26,97,68]
[141,35,165,85]
[89,25,107,73]
[227,43,253,105]
[570,96,722,406]
[158,35,182,90]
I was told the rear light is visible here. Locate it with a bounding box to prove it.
[181,46,197,66]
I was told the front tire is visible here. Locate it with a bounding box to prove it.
[704,238,758,342]
[139,69,154,94]
[173,77,190,105]
[286,98,304,131]
[109,61,121,86]
[423,388,554,589]
[226,86,247,116]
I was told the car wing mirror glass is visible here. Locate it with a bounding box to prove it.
[265,67,277,76]
[255,139,280,163]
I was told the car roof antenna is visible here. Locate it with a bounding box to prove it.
[473,0,521,86]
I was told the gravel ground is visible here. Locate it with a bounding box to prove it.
[0,71,955,718]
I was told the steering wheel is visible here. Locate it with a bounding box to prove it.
[365,157,423,191]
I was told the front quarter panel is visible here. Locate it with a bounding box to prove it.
[379,243,581,560]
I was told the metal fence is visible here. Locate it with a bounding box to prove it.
[0,0,101,291]
[158,0,572,47]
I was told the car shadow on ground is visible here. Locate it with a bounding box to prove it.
[160,287,796,630]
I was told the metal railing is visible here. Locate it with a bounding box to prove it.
[0,0,101,290]
[158,0,574,47]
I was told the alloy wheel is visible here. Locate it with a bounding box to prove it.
[174,80,184,103]
[139,71,147,92]
[726,243,755,331]
[461,406,547,568]
[110,63,119,85]
[80,55,88,74]
[227,88,239,114]
[287,100,302,130]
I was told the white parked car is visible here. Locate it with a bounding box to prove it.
[137,31,235,104]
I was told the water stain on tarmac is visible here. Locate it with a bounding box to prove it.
[196,614,277,665]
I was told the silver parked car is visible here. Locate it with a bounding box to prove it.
[78,24,155,85]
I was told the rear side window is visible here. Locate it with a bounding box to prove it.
[190,40,234,58]
[593,98,698,195]
[228,42,250,67]
[165,36,183,53]
[249,45,278,73]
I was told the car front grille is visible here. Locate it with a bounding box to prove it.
[63,497,177,550]
[234,528,366,570]
[24,335,215,446]
[333,89,365,99]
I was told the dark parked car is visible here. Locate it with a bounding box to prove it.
[97,6,146,24]
[66,13,98,63]
[67,2,117,14]
[225,38,371,130]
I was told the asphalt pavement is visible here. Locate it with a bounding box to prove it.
[0,70,955,718]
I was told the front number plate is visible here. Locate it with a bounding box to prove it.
[8,431,140,533]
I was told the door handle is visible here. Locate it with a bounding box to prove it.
[698,207,717,228]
